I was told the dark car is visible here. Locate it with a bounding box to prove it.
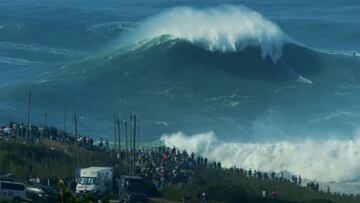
[118,176,148,203]
[25,184,57,203]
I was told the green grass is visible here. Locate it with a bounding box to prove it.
[0,139,115,180]
[162,169,360,203]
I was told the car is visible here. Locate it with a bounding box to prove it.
[118,176,148,203]
[0,180,26,203]
[26,184,57,203]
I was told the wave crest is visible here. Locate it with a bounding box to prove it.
[131,5,287,61]
[161,131,360,183]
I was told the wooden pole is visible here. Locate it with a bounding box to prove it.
[137,120,140,150]
[124,119,128,174]
[64,106,67,132]
[113,113,117,152]
[129,113,133,175]
[117,116,121,172]
[25,90,31,142]
[133,114,136,176]
[73,113,80,170]
[124,120,128,155]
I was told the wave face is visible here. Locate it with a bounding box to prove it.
[2,34,359,141]
[130,6,287,61]
[161,132,360,183]
[0,36,326,139]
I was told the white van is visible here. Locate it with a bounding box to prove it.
[76,167,113,196]
[0,180,26,202]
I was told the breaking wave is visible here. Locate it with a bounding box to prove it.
[161,132,360,182]
[130,5,287,61]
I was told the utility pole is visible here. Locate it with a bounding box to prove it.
[44,112,48,127]
[124,119,128,154]
[133,114,136,176]
[137,120,140,150]
[129,113,133,175]
[113,113,117,152]
[73,113,80,170]
[116,116,121,172]
[25,90,31,142]
[124,119,128,174]
[130,113,133,152]
[64,106,67,132]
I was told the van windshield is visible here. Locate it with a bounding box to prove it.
[79,177,97,185]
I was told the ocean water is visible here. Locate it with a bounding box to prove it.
[1,0,360,192]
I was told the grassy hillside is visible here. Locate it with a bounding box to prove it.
[162,169,360,203]
[1,139,360,203]
[0,139,114,180]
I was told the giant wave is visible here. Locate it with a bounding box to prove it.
[126,5,287,62]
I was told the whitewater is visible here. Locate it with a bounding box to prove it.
[162,131,360,183]
[128,6,287,62]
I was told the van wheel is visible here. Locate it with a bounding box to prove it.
[13,197,20,203]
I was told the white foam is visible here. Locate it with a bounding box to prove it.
[297,75,314,85]
[89,21,138,33]
[0,56,41,66]
[161,131,360,183]
[0,42,85,57]
[131,5,287,61]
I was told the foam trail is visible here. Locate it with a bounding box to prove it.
[161,131,360,182]
[131,5,287,61]
[0,42,85,57]
[297,75,314,85]
[0,56,41,66]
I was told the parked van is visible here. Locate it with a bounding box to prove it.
[76,167,113,196]
[0,180,26,202]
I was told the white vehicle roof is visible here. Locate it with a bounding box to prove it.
[80,167,112,177]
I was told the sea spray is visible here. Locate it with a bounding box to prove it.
[161,131,360,182]
[129,5,287,62]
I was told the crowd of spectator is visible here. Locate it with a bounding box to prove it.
[0,121,109,150]
[131,146,213,189]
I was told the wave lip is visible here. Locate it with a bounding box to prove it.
[131,5,287,61]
